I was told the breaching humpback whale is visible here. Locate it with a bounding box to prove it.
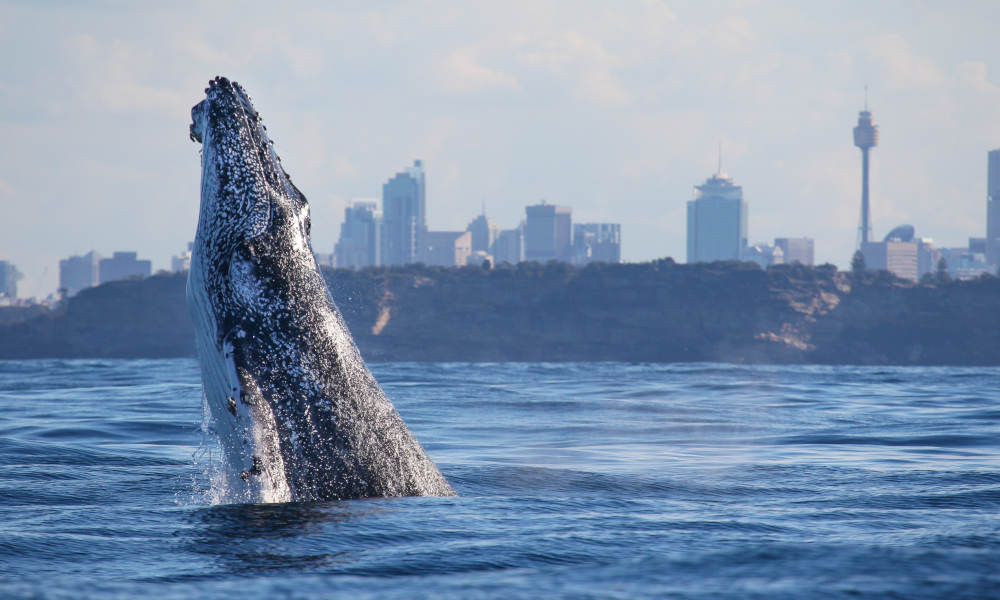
[187,76,454,502]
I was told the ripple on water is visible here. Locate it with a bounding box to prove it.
[0,360,998,599]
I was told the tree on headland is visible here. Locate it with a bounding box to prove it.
[851,250,866,274]
[935,257,951,283]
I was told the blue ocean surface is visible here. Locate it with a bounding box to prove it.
[0,360,997,599]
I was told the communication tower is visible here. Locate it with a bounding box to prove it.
[853,88,879,246]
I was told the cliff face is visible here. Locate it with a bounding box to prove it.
[0,262,997,365]
[0,274,194,359]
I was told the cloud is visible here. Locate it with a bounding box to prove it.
[436,48,519,93]
[515,32,631,106]
[173,35,238,69]
[865,33,945,90]
[64,35,187,116]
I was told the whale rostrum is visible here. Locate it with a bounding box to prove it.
[188,76,454,502]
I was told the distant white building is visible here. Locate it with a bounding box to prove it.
[863,225,940,281]
[741,243,784,268]
[171,242,193,272]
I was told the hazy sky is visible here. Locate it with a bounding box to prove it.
[2,1,999,298]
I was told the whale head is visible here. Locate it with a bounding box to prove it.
[189,77,310,269]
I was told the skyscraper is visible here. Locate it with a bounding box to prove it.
[854,93,879,264]
[0,260,21,299]
[59,251,102,296]
[986,148,1000,266]
[491,226,523,265]
[334,200,381,268]
[381,160,426,266]
[466,214,500,254]
[686,170,747,263]
[524,203,572,262]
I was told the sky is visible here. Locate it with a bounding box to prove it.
[1,1,999,298]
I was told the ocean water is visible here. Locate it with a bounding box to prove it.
[0,360,997,599]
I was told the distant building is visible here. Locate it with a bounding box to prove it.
[171,242,193,272]
[862,225,940,281]
[886,241,919,281]
[939,245,992,279]
[423,231,471,267]
[686,170,747,263]
[573,223,621,265]
[987,149,1000,265]
[916,238,941,280]
[466,214,500,254]
[314,253,334,268]
[99,252,151,284]
[59,251,102,296]
[0,260,21,299]
[774,237,815,266]
[524,203,572,262]
[467,250,493,268]
[335,200,381,268]
[491,226,523,265]
[381,160,426,266]
[741,243,784,268]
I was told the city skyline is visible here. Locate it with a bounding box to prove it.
[2,3,1000,297]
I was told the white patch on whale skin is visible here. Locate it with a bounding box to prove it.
[187,254,291,504]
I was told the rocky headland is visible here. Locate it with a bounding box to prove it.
[0,260,997,365]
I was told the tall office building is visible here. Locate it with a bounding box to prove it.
[774,237,815,266]
[381,160,426,266]
[466,214,500,254]
[573,223,621,265]
[524,203,572,262]
[986,148,1000,265]
[0,260,21,299]
[686,170,747,263]
[491,226,523,265]
[334,200,381,268]
[59,251,102,296]
[854,94,880,266]
[98,252,151,284]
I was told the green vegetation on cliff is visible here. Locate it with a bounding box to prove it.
[0,261,997,365]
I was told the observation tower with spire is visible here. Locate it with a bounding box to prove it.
[854,88,879,248]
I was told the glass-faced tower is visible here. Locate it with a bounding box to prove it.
[686,170,747,263]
